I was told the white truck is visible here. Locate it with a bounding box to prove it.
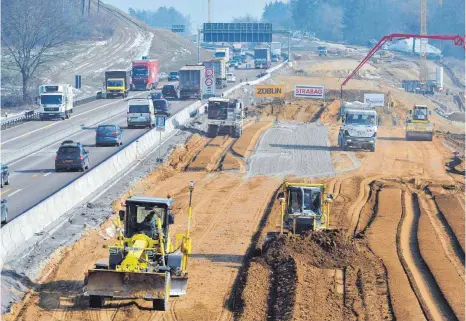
[204,59,227,89]
[270,42,281,62]
[338,101,378,152]
[206,97,244,138]
[215,48,230,63]
[38,84,73,120]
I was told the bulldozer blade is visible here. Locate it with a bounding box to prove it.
[170,275,188,296]
[84,269,167,299]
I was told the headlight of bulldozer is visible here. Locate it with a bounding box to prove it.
[146,250,154,257]
[109,247,118,255]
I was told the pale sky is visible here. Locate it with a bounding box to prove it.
[104,0,272,29]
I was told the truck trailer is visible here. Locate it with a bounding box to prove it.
[104,70,130,98]
[179,65,206,100]
[39,84,74,120]
[131,58,159,91]
[204,59,227,89]
[254,48,271,69]
[215,48,230,63]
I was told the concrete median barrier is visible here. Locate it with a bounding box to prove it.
[0,63,286,265]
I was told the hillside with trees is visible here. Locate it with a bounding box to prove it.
[128,7,191,32]
[261,0,465,58]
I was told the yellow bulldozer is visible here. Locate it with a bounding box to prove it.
[84,182,195,310]
[276,182,334,235]
[405,105,434,141]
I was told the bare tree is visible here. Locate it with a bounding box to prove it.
[1,0,76,103]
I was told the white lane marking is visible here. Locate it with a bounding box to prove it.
[8,189,22,197]
[43,172,52,177]
[1,92,146,146]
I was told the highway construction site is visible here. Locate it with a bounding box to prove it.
[2,52,465,321]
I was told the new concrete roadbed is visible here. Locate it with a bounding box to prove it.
[1,62,277,221]
[248,122,335,177]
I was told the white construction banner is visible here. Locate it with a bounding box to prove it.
[364,93,385,107]
[294,85,325,99]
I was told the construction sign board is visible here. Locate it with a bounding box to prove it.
[255,85,285,98]
[205,68,216,96]
[294,85,324,99]
[364,93,384,107]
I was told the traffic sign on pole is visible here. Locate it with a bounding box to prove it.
[155,115,166,131]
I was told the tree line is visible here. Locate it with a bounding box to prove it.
[128,7,191,32]
[257,0,464,58]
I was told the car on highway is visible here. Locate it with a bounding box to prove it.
[227,73,236,83]
[1,199,7,225]
[95,124,123,147]
[168,71,179,81]
[55,141,90,172]
[1,164,9,188]
[162,84,180,99]
[153,99,171,116]
[149,91,164,99]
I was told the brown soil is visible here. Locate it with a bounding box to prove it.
[186,135,233,171]
[231,120,272,158]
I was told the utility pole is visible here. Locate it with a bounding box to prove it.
[208,0,212,22]
[97,0,100,13]
[88,0,91,15]
[197,28,201,63]
[81,0,85,15]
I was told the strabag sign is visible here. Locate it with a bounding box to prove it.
[294,85,324,99]
[364,93,385,107]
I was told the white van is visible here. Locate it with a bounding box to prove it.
[127,98,155,128]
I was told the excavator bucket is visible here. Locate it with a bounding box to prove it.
[406,122,433,141]
[84,269,188,299]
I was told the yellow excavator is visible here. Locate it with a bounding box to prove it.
[276,182,333,235]
[405,105,434,141]
[84,182,195,310]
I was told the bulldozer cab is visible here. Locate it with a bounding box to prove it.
[278,183,333,234]
[121,197,174,239]
[287,186,322,215]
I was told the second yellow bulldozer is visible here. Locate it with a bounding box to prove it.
[83,182,195,311]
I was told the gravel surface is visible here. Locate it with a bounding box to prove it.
[248,122,335,177]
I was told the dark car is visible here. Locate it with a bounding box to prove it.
[1,199,7,225]
[149,92,164,100]
[168,71,179,81]
[1,164,9,188]
[152,99,171,116]
[96,124,123,147]
[55,141,90,172]
[162,85,180,99]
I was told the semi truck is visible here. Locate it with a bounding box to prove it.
[38,84,73,120]
[104,70,130,98]
[318,46,328,56]
[204,59,227,89]
[179,65,206,100]
[270,42,281,62]
[338,101,378,152]
[131,58,159,91]
[254,48,271,69]
[206,98,244,138]
[215,48,230,62]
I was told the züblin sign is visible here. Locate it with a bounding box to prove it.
[255,85,285,98]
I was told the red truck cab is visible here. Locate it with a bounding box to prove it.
[131,58,159,91]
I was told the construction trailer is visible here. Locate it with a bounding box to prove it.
[84,182,195,311]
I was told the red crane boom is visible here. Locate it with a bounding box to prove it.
[340,33,465,97]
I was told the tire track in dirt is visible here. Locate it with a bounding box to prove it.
[418,190,465,280]
[399,192,458,321]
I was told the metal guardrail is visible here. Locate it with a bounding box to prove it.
[1,92,101,131]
